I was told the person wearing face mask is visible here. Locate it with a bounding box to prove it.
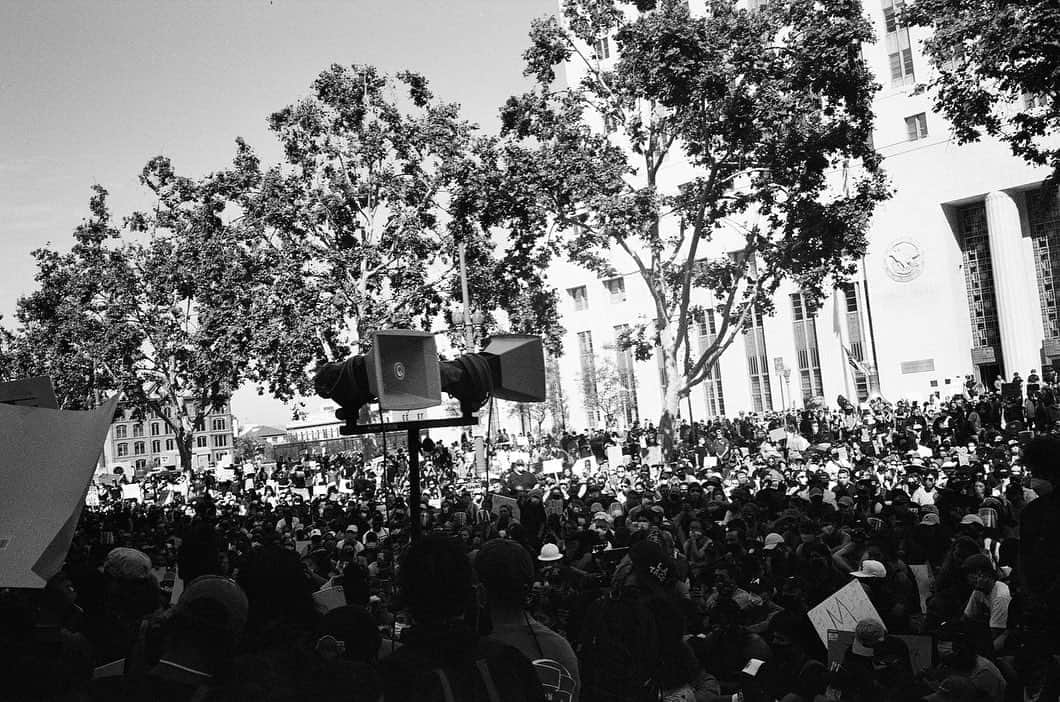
[928,621,1006,702]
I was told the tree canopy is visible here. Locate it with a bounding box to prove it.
[904,0,1060,185]
[493,0,889,431]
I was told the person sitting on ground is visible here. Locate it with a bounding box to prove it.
[378,534,545,702]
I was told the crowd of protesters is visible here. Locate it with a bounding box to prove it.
[4,369,1060,701]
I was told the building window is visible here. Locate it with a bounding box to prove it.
[215,452,228,462]
[743,308,773,412]
[133,441,145,456]
[594,36,610,60]
[1024,93,1047,110]
[905,113,928,141]
[959,203,1003,362]
[695,309,726,417]
[568,286,589,311]
[213,434,229,448]
[117,443,129,457]
[605,277,626,303]
[150,422,160,436]
[840,283,871,401]
[577,330,599,425]
[132,423,144,438]
[883,0,914,87]
[165,438,175,452]
[791,293,825,402]
[115,425,127,439]
[135,459,147,471]
[211,418,226,431]
[196,436,208,448]
[1028,188,1060,346]
[151,440,161,454]
[162,406,172,418]
[613,324,639,426]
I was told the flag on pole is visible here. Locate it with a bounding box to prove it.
[833,287,853,399]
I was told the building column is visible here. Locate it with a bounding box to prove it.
[985,190,1042,378]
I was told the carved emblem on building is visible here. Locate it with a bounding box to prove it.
[884,239,923,282]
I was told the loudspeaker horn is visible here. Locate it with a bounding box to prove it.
[365,330,442,411]
[480,335,546,403]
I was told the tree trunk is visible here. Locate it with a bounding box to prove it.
[176,429,193,474]
[658,324,683,459]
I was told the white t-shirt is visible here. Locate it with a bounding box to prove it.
[964,580,1011,629]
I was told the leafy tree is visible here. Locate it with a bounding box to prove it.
[495,0,888,443]
[221,64,562,404]
[904,0,1060,184]
[11,179,267,471]
[579,355,636,429]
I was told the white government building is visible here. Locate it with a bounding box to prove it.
[546,0,1055,432]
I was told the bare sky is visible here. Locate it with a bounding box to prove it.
[0,0,554,427]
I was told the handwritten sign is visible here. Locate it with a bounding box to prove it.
[646,446,663,466]
[606,446,626,467]
[122,484,141,501]
[807,580,882,647]
[769,428,786,442]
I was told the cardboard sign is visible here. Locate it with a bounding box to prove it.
[122,483,141,501]
[807,580,882,647]
[542,458,564,474]
[646,446,663,466]
[606,445,626,467]
[769,428,787,443]
[0,396,119,588]
[491,494,521,522]
[312,586,347,613]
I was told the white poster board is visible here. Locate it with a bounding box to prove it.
[646,446,663,466]
[769,428,786,442]
[806,580,882,647]
[122,483,141,501]
[606,446,626,467]
[542,458,564,475]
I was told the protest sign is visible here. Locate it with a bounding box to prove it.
[85,485,100,508]
[704,456,718,468]
[0,376,58,409]
[491,494,520,522]
[0,395,118,588]
[916,445,933,459]
[646,446,663,466]
[312,586,347,613]
[807,580,882,647]
[122,484,141,501]
[957,448,970,466]
[542,458,564,475]
[836,447,849,464]
[579,455,597,476]
[292,488,311,502]
[313,484,330,498]
[769,428,786,443]
[606,446,626,467]
[545,498,565,517]
[215,467,235,482]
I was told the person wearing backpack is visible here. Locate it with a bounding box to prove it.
[379,534,545,702]
[474,538,580,701]
[577,539,672,702]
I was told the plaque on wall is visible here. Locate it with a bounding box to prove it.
[884,239,924,283]
[971,347,997,365]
